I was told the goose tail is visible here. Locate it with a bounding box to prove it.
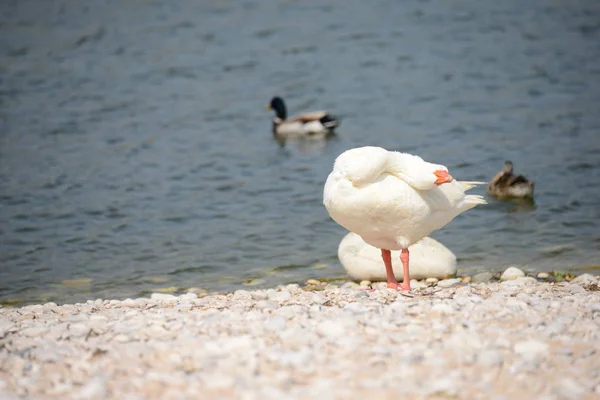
[458,181,487,191]
[465,194,487,205]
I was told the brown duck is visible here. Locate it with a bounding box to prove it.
[487,161,534,199]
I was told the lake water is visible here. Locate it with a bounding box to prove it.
[1,0,600,305]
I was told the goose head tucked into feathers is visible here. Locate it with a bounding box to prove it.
[331,146,450,191]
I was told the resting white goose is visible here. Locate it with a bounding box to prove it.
[265,96,340,138]
[323,146,486,291]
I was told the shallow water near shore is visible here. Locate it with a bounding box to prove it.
[1,0,600,305]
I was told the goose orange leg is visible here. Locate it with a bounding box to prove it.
[381,249,400,289]
[400,248,411,291]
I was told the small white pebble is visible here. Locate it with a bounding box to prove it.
[343,302,367,314]
[478,349,504,366]
[570,274,598,286]
[410,279,428,289]
[437,278,461,288]
[589,303,600,313]
[267,290,291,303]
[232,290,252,300]
[255,300,278,310]
[250,291,268,300]
[501,266,525,281]
[311,293,326,305]
[514,340,549,363]
[203,374,235,389]
[317,320,346,338]
[501,277,537,287]
[264,317,286,331]
[179,293,198,301]
[112,334,131,343]
[20,327,48,337]
[150,293,177,302]
[75,376,107,399]
[431,303,454,314]
[120,299,137,308]
[568,285,586,294]
[553,377,587,400]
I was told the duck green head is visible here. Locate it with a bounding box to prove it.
[265,96,287,120]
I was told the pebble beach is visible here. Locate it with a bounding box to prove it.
[1,271,599,400]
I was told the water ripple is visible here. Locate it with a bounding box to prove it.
[1,0,600,305]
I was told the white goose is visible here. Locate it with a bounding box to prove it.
[323,146,486,291]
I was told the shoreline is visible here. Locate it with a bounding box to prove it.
[1,275,599,399]
[2,266,598,309]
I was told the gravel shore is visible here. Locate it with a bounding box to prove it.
[1,275,599,400]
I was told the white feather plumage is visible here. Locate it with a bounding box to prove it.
[323,146,486,251]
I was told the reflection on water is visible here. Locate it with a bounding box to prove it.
[274,134,339,154]
[488,197,537,213]
[1,0,599,305]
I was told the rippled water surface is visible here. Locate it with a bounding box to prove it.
[2,0,600,305]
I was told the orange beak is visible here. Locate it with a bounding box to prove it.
[433,170,453,185]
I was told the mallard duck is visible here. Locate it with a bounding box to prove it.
[265,96,340,137]
[338,232,457,282]
[487,161,534,199]
[323,146,486,291]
